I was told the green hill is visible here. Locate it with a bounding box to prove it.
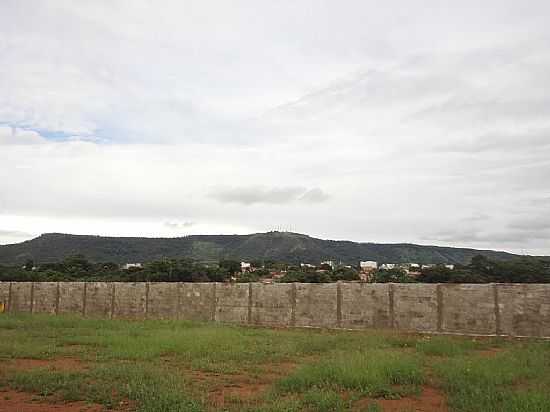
[0,231,518,266]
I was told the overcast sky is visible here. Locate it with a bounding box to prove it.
[1,1,550,255]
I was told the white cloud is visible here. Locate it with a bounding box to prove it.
[0,126,46,145]
[1,1,550,254]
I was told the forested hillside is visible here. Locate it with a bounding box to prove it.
[0,231,518,265]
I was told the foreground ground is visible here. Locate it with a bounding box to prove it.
[0,315,549,412]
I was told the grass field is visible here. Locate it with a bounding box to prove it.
[0,315,549,412]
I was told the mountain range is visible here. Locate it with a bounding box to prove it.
[0,231,519,266]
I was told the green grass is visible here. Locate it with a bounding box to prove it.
[414,335,492,357]
[276,350,423,397]
[4,363,203,412]
[434,343,550,412]
[0,314,549,412]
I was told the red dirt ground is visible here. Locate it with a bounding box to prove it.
[354,386,448,412]
[0,389,103,412]
[476,347,505,358]
[0,358,134,411]
[190,362,298,408]
[4,358,88,372]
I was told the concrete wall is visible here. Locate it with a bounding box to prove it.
[498,284,550,337]
[0,282,10,312]
[179,283,215,321]
[84,282,113,318]
[113,282,147,319]
[251,283,294,326]
[393,284,439,332]
[32,282,58,314]
[9,282,32,313]
[215,283,250,323]
[295,283,338,328]
[441,284,496,335]
[58,282,85,315]
[340,283,390,329]
[147,283,179,319]
[2,281,550,338]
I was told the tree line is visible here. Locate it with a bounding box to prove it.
[0,254,549,283]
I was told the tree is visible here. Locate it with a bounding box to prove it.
[331,267,360,281]
[219,260,241,275]
[371,268,415,283]
[278,270,331,283]
[63,254,92,273]
[237,271,260,283]
[24,259,34,271]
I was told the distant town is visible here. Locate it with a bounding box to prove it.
[1,253,548,284]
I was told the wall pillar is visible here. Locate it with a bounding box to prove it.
[493,283,502,336]
[247,283,253,324]
[336,281,342,328]
[436,284,443,332]
[211,282,217,322]
[145,282,150,319]
[55,282,60,315]
[82,282,87,317]
[110,283,116,319]
[29,282,35,313]
[388,283,395,328]
[290,283,297,326]
[7,282,12,313]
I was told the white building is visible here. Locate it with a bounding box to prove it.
[380,263,397,270]
[241,262,251,272]
[321,260,335,269]
[360,261,378,271]
[444,264,455,270]
[122,263,142,270]
[300,263,316,269]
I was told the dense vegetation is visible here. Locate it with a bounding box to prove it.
[0,255,233,283]
[1,254,549,283]
[0,231,518,266]
[417,255,550,283]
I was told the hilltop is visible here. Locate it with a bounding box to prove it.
[0,231,518,265]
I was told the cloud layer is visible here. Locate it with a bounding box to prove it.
[1,1,550,254]
[211,186,329,205]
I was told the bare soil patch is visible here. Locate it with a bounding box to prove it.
[355,386,448,412]
[5,358,88,372]
[476,347,505,358]
[0,389,102,412]
[189,361,298,408]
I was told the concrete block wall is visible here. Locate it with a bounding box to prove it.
[1,281,550,338]
[32,282,58,314]
[58,282,85,315]
[179,283,215,321]
[295,283,338,328]
[216,283,250,323]
[498,284,550,337]
[0,282,10,312]
[9,282,32,313]
[84,282,113,318]
[250,283,294,326]
[113,282,147,319]
[147,283,179,319]
[340,283,390,329]
[393,284,438,332]
[441,284,496,335]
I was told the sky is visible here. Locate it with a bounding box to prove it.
[1,1,550,255]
